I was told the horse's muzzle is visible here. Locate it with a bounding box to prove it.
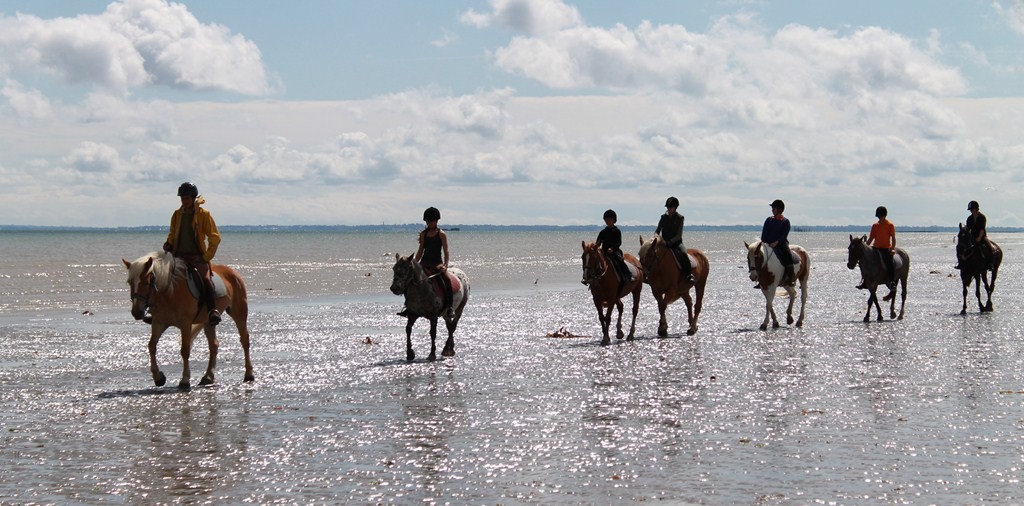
[748,270,758,282]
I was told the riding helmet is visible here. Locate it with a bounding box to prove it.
[665,196,679,208]
[423,206,441,222]
[770,199,785,211]
[177,182,198,197]
[603,209,617,222]
[967,200,980,211]
[875,206,887,218]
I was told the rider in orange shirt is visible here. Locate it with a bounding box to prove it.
[861,206,896,290]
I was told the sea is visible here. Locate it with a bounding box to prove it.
[1,227,1023,504]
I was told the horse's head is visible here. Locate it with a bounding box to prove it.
[638,235,660,272]
[956,222,972,257]
[581,241,607,285]
[123,254,156,321]
[847,234,868,270]
[390,253,421,295]
[744,240,766,282]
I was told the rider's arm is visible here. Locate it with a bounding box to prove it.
[440,231,450,269]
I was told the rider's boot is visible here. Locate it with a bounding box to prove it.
[203,277,220,325]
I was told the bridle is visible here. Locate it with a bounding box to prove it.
[582,248,608,285]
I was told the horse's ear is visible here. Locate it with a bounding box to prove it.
[122,259,132,269]
[639,235,644,245]
[744,241,749,248]
[861,235,868,242]
[395,253,401,261]
[849,234,854,242]
[144,257,153,270]
[959,222,965,230]
[581,240,586,249]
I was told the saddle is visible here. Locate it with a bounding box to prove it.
[874,249,904,273]
[425,268,460,303]
[605,253,638,283]
[185,266,227,300]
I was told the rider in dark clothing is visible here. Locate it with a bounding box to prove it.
[962,200,993,270]
[655,196,695,284]
[761,199,794,286]
[596,209,632,295]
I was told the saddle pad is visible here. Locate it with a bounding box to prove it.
[892,254,904,271]
[625,262,640,281]
[186,272,227,300]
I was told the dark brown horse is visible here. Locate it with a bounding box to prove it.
[390,254,470,361]
[581,241,644,345]
[124,252,254,389]
[957,223,1001,314]
[846,235,909,322]
[638,235,709,336]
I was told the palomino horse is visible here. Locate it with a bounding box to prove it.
[390,254,470,361]
[123,252,254,389]
[745,241,810,331]
[846,235,909,322]
[957,223,1001,314]
[638,235,709,336]
[581,242,644,345]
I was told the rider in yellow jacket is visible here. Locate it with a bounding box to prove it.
[163,182,222,324]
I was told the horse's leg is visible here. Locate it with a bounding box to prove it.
[795,280,807,328]
[596,300,611,345]
[405,317,416,361]
[626,284,640,341]
[148,324,168,387]
[960,277,969,315]
[983,268,997,312]
[870,290,883,322]
[974,274,984,313]
[442,315,457,357]
[761,289,776,331]
[655,293,669,337]
[785,286,796,325]
[863,291,873,322]
[199,324,219,386]
[177,325,193,390]
[428,318,438,361]
[228,294,255,382]
[682,291,696,336]
[692,275,706,334]
[614,299,625,340]
[896,277,907,320]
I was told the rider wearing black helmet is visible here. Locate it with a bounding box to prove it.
[594,209,632,294]
[761,199,794,286]
[655,196,695,284]
[961,200,992,269]
[401,206,453,317]
[162,182,222,325]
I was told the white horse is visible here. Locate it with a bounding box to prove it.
[744,240,810,331]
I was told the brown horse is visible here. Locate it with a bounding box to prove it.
[123,252,254,389]
[846,235,909,322]
[390,254,471,361]
[957,223,1002,314]
[638,235,709,336]
[581,241,644,345]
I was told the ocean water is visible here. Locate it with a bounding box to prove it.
[1,229,1023,504]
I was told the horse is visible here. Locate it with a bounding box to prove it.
[390,254,470,361]
[638,235,709,336]
[956,223,1001,314]
[123,252,254,389]
[846,235,909,322]
[744,240,810,331]
[581,241,644,345]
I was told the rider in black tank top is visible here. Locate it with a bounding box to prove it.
[397,206,454,318]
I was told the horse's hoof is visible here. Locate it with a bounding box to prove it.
[863,316,870,323]
[244,372,256,382]
[657,329,668,338]
[154,372,167,387]
[960,309,967,316]
[876,316,883,322]
[427,354,437,361]
[796,321,804,328]
[786,316,794,325]
[177,380,191,390]
[687,328,697,336]
[441,348,455,357]
[199,375,214,386]
[406,352,415,361]
[600,338,611,346]
[759,324,768,331]
[773,322,781,329]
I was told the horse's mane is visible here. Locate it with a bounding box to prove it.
[639,234,663,258]
[129,252,185,291]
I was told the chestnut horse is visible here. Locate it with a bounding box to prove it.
[957,223,1001,314]
[390,254,470,361]
[581,241,644,345]
[638,235,709,336]
[745,240,810,331]
[847,235,909,322]
[123,252,254,389]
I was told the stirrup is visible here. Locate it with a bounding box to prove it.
[208,309,221,325]
[142,314,153,324]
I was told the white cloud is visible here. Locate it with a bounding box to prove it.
[460,0,583,35]
[1,79,54,120]
[0,0,271,95]
[994,0,1024,35]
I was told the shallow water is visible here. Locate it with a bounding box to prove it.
[1,229,1023,504]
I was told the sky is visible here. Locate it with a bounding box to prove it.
[1,0,1022,227]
